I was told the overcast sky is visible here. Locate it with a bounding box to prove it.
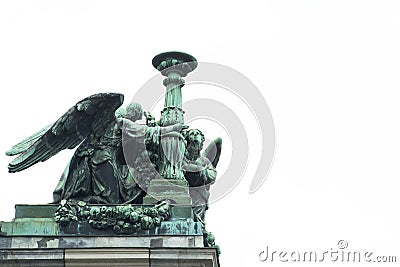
[1,1,399,266]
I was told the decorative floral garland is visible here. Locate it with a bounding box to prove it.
[55,199,170,234]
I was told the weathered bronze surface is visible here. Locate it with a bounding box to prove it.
[4,52,221,252]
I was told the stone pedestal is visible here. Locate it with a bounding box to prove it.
[143,179,193,206]
[0,247,219,267]
[0,204,219,266]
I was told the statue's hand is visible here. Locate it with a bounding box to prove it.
[144,111,153,120]
[183,162,203,173]
[163,123,188,133]
[173,123,189,132]
[183,158,208,173]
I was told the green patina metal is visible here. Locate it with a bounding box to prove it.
[2,52,221,252]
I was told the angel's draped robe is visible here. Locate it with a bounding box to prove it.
[184,156,217,221]
[52,118,160,204]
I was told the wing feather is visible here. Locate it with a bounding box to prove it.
[7,93,124,173]
[201,137,222,168]
[5,124,52,156]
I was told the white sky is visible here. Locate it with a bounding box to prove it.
[1,1,400,266]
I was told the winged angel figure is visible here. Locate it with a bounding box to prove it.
[6,93,185,204]
[182,129,222,221]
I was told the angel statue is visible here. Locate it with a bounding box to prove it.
[6,93,186,204]
[182,129,222,222]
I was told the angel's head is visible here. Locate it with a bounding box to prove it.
[125,102,143,122]
[183,129,205,151]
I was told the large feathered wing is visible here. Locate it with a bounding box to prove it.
[201,137,222,168]
[6,124,52,156]
[7,93,124,173]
